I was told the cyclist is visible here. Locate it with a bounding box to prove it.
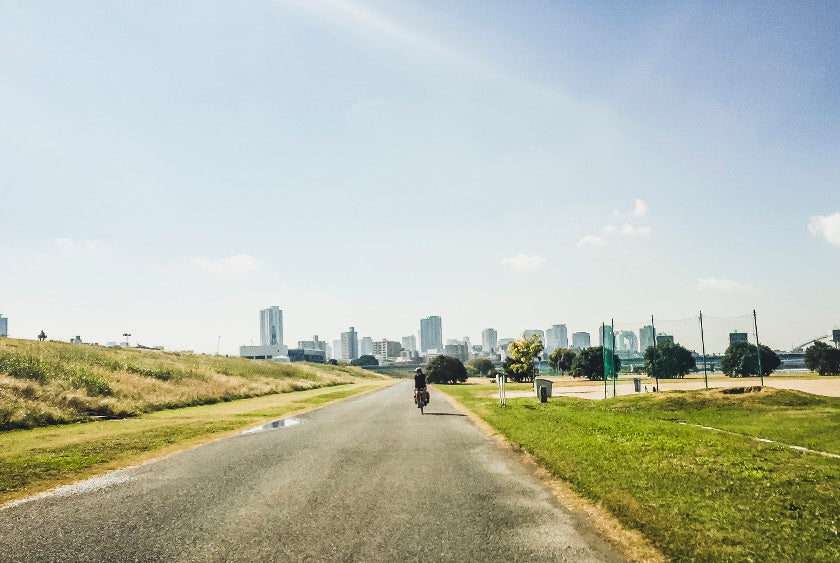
[414,367,429,405]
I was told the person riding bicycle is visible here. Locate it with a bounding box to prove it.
[414,367,429,405]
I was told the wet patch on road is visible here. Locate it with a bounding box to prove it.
[241,418,302,434]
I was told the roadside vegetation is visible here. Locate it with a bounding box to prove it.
[0,338,387,431]
[438,383,840,562]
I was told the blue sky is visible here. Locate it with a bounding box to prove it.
[1,1,838,354]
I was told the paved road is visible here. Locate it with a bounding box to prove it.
[0,381,625,562]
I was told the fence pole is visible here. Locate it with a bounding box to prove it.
[651,315,659,391]
[602,322,608,399]
[612,319,617,398]
[700,310,708,388]
[754,309,764,386]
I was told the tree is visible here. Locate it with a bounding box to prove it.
[570,346,621,381]
[721,342,781,377]
[804,341,840,376]
[38,331,46,342]
[467,357,494,377]
[350,354,378,367]
[327,359,338,365]
[504,334,544,383]
[426,355,468,384]
[548,347,576,374]
[643,341,696,379]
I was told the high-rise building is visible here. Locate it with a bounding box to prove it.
[444,342,470,363]
[545,324,568,352]
[360,336,373,356]
[481,328,497,352]
[572,332,590,350]
[341,327,359,361]
[420,316,443,354]
[259,306,284,347]
[523,329,545,342]
[372,339,402,359]
[639,325,655,354]
[656,334,675,346]
[617,331,639,354]
[332,339,342,360]
[401,335,417,354]
[0,314,7,337]
[298,335,327,353]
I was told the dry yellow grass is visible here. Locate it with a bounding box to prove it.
[0,337,387,430]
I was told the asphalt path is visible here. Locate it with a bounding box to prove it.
[0,380,625,562]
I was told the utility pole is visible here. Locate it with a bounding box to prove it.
[753,310,763,386]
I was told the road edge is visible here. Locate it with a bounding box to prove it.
[435,386,667,563]
[1,380,396,510]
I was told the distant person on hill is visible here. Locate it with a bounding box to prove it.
[414,367,429,405]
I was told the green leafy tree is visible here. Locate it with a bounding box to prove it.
[467,357,494,377]
[350,354,378,367]
[804,341,840,376]
[504,334,544,383]
[426,355,468,384]
[721,342,781,377]
[548,347,576,374]
[643,341,696,379]
[570,346,621,381]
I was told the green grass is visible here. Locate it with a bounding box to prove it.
[0,381,392,503]
[438,384,840,562]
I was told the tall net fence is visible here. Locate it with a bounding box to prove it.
[596,311,763,396]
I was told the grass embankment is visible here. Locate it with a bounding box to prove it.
[0,338,387,430]
[0,381,392,505]
[438,383,840,562]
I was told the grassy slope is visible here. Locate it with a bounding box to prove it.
[438,383,840,562]
[0,338,387,430]
[0,382,392,505]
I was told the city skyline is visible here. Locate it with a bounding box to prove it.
[1,2,838,354]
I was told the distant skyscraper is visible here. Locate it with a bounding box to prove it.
[639,325,655,353]
[545,324,568,352]
[572,332,590,350]
[259,306,283,347]
[0,314,7,337]
[401,335,417,354]
[481,328,497,352]
[372,339,401,359]
[341,327,359,361]
[332,339,342,360]
[656,334,675,346]
[523,329,545,342]
[360,336,373,356]
[420,316,443,353]
[298,335,327,353]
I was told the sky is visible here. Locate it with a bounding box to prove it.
[1,0,839,355]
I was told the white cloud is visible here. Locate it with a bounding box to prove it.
[192,254,260,276]
[601,224,617,236]
[501,253,546,272]
[688,277,755,293]
[56,237,73,247]
[619,224,652,236]
[577,235,604,246]
[634,199,648,216]
[808,212,840,247]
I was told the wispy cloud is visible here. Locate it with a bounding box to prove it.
[634,199,648,216]
[577,235,604,246]
[192,254,260,276]
[56,237,103,252]
[688,277,755,293]
[501,253,546,272]
[620,224,651,236]
[808,212,840,247]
